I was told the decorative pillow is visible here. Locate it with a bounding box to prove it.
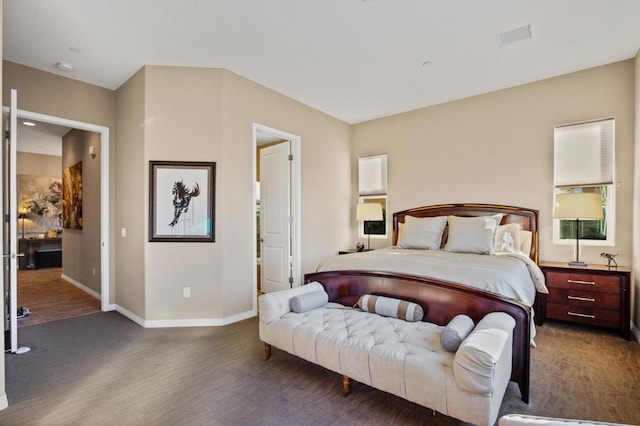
[290,290,329,313]
[355,294,424,322]
[396,215,448,250]
[440,314,475,352]
[493,223,522,254]
[519,230,533,256]
[444,214,503,254]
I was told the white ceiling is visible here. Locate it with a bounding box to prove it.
[17,120,69,156]
[4,0,640,124]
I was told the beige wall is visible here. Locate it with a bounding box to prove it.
[352,59,636,328]
[114,66,352,321]
[114,68,146,318]
[17,151,61,177]
[3,61,117,305]
[62,129,101,293]
[219,69,353,315]
[142,66,224,320]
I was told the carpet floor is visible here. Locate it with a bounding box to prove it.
[1,312,639,425]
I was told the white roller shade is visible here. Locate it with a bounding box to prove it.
[554,118,614,188]
[359,153,387,196]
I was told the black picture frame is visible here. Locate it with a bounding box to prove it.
[149,161,215,242]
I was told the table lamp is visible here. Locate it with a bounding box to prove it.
[18,212,29,239]
[553,193,603,266]
[356,203,383,250]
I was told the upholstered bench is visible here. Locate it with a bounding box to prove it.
[259,282,516,426]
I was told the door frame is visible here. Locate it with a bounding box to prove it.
[3,107,111,311]
[252,123,301,308]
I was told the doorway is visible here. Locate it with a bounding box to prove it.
[3,106,110,314]
[14,118,103,326]
[252,124,300,307]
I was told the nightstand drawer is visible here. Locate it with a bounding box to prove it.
[546,303,620,328]
[545,271,620,294]
[546,288,619,310]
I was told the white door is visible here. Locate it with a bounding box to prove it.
[260,141,291,293]
[2,89,29,354]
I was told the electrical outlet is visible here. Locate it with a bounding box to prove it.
[183,287,191,298]
[92,267,96,276]
[121,228,127,238]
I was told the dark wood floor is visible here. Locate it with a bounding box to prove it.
[17,267,101,327]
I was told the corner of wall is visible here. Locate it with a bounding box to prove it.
[633,49,640,330]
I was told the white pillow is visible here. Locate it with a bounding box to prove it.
[494,223,522,254]
[519,230,533,256]
[445,214,502,254]
[290,290,329,313]
[396,215,447,250]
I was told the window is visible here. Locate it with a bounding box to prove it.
[358,154,387,238]
[553,118,615,245]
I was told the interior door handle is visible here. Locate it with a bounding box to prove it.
[2,253,24,259]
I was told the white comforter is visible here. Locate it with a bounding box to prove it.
[316,248,548,307]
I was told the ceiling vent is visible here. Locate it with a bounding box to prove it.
[497,24,532,47]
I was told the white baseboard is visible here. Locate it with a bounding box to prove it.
[221,309,256,325]
[0,393,8,411]
[111,304,255,328]
[631,322,640,343]
[61,274,101,300]
[113,304,145,327]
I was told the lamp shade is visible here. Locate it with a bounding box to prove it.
[553,193,603,220]
[356,203,383,222]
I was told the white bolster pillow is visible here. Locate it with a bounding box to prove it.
[440,314,475,352]
[290,290,328,313]
[258,282,325,324]
[453,312,515,395]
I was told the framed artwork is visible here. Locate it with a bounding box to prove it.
[18,174,63,234]
[62,161,83,229]
[149,161,216,242]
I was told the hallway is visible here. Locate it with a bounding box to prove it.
[17,268,101,327]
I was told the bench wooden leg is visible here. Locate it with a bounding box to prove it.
[342,375,351,396]
[264,343,271,360]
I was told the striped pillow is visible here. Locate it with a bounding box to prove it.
[356,294,424,322]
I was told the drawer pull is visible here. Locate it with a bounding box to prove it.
[568,312,595,319]
[567,279,595,286]
[567,296,595,302]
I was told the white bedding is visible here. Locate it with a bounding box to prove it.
[315,248,548,307]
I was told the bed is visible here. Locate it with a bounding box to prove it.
[315,203,547,324]
[304,203,547,403]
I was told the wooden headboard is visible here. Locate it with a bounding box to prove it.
[392,203,539,262]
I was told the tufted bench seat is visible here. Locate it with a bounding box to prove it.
[259,282,516,426]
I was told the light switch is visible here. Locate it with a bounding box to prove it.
[121,228,126,238]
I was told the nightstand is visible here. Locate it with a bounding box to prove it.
[338,249,372,255]
[538,261,631,340]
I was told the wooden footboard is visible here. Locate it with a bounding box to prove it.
[304,270,531,403]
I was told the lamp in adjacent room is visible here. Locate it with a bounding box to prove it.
[18,212,29,239]
[356,203,383,251]
[553,192,603,267]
